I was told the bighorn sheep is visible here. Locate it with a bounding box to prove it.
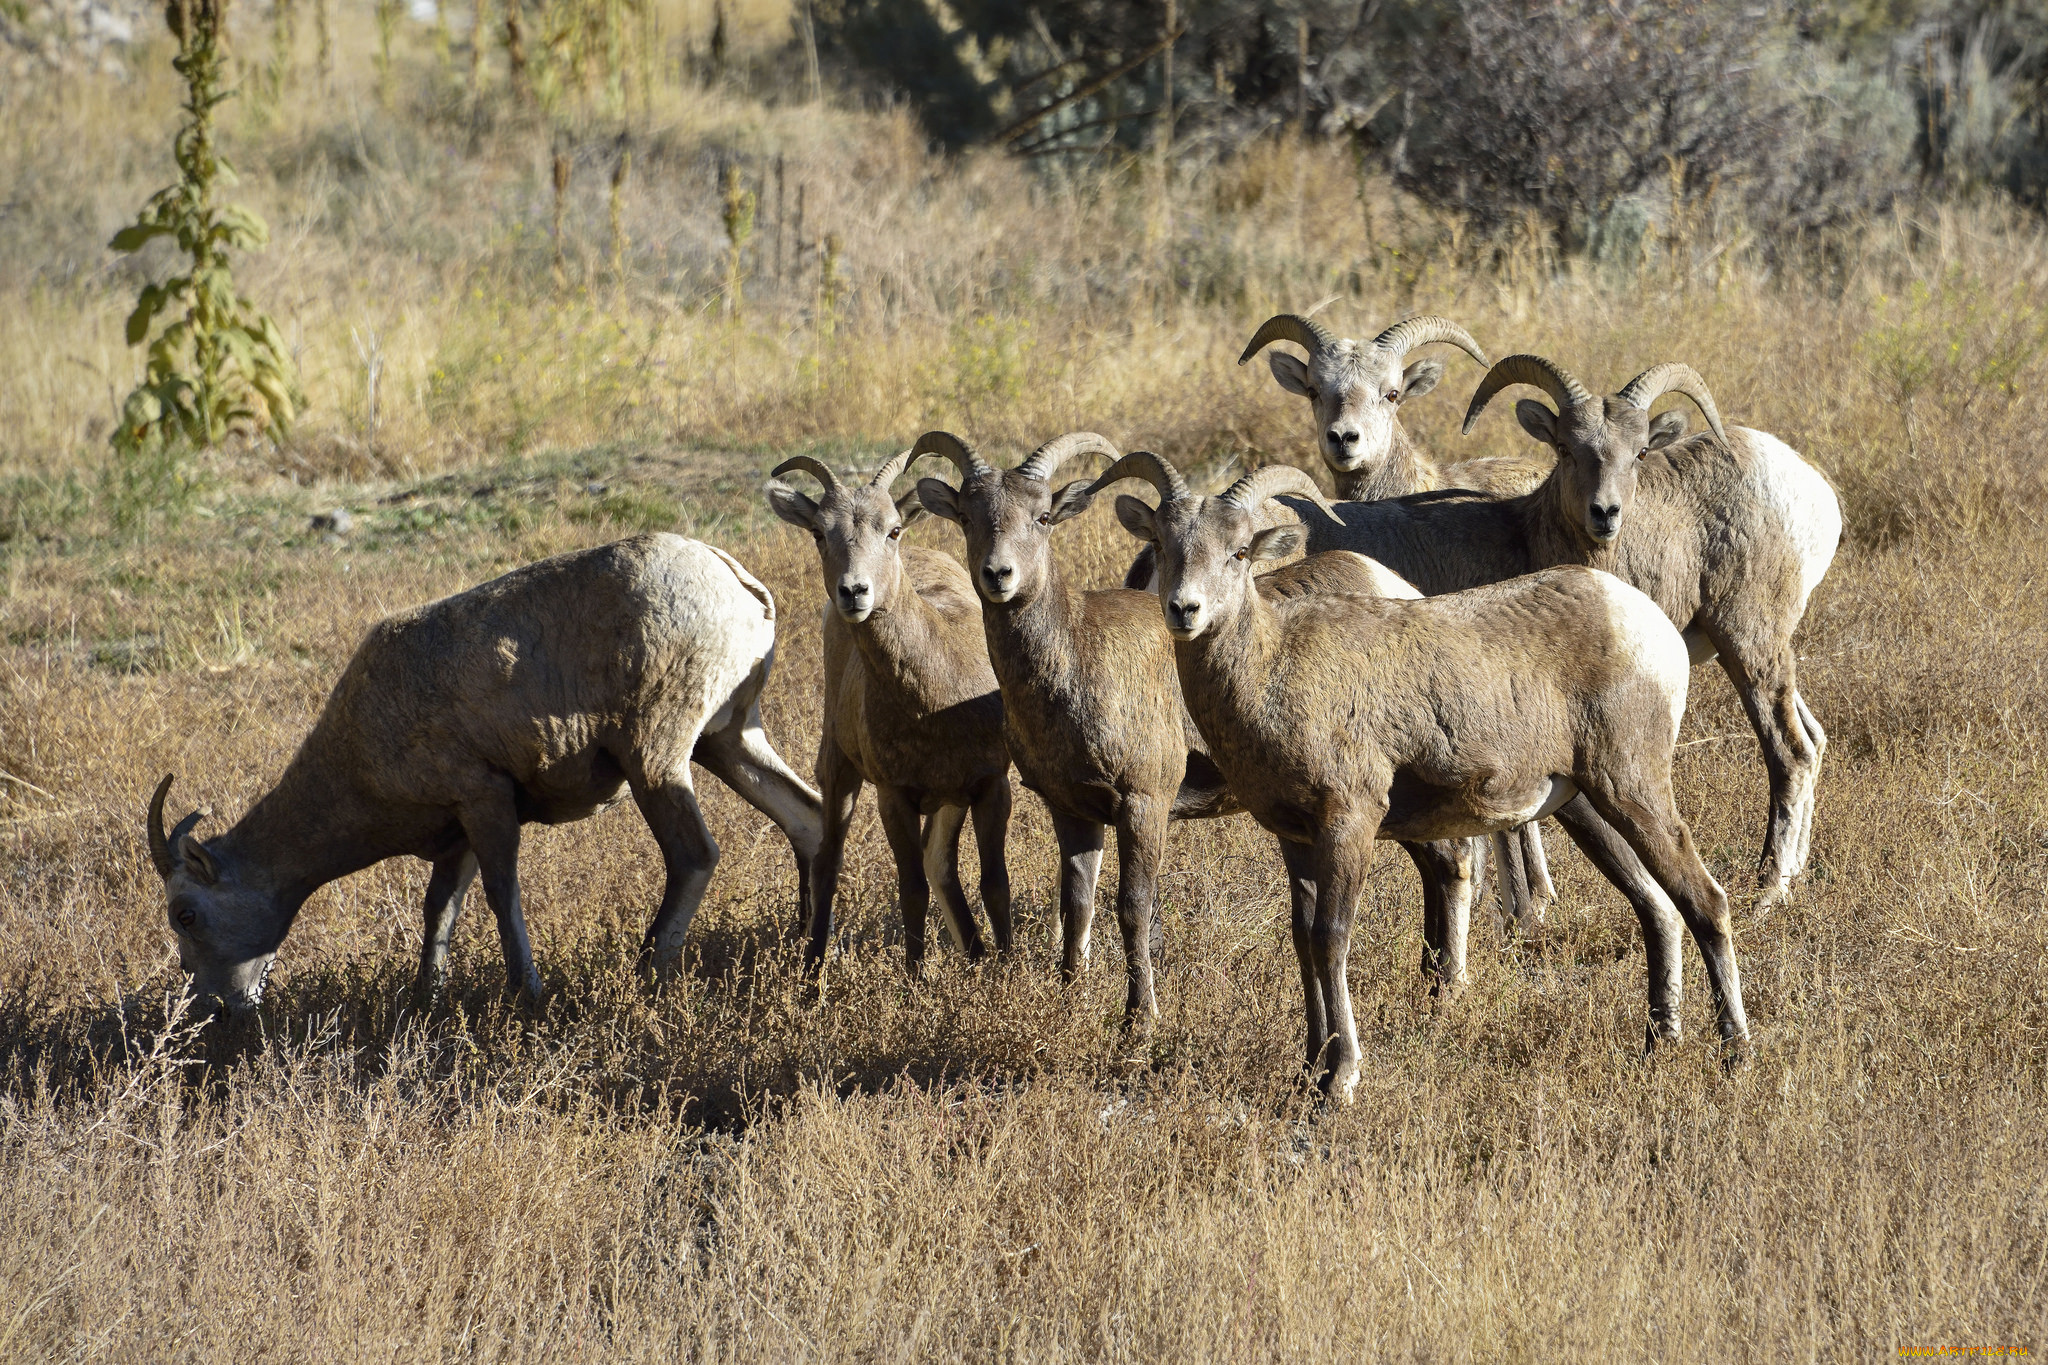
[766,451,1012,973]
[913,431,1483,1028]
[146,534,824,1016]
[1237,313,1547,501]
[1219,312,1562,931]
[1104,455,1750,1100]
[1258,357,1839,910]
[1461,356,1839,908]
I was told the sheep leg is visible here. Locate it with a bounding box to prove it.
[694,700,826,933]
[875,786,933,975]
[457,785,543,1003]
[803,744,862,969]
[970,777,1015,958]
[1519,822,1557,923]
[922,802,986,959]
[1490,828,1529,935]
[1402,839,1475,996]
[1550,795,1684,1044]
[414,847,477,1008]
[1112,800,1168,1032]
[1049,813,1105,980]
[1308,813,1383,1104]
[630,774,720,983]
[1577,780,1749,1059]
[1710,634,1818,910]
[1790,692,1827,876]
[1278,838,1327,1076]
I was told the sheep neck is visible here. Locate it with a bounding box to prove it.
[1519,459,1621,573]
[980,558,1086,716]
[1335,421,1439,502]
[846,571,958,709]
[1174,578,1285,741]
[216,744,393,909]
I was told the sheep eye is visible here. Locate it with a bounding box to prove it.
[1233,547,1250,561]
[1385,390,1399,403]
[1036,512,1052,527]
[1637,447,1649,460]
[887,526,902,540]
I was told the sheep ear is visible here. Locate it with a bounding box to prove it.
[1514,399,1558,445]
[1398,358,1444,403]
[893,489,928,526]
[1113,494,1158,542]
[766,483,820,531]
[1267,351,1313,397]
[1123,543,1160,590]
[179,835,221,886]
[1647,410,1689,451]
[916,478,963,524]
[1047,480,1096,525]
[1249,524,1303,563]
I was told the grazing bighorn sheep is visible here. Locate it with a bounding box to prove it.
[1105,454,1751,1100]
[1238,313,1547,501]
[146,534,824,1016]
[766,451,1013,974]
[912,430,1483,1028]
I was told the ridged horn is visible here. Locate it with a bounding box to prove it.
[1220,464,1346,525]
[868,448,916,489]
[1237,314,1337,366]
[769,456,842,491]
[909,431,992,483]
[1087,450,1189,504]
[148,773,177,879]
[1368,315,1490,368]
[1462,354,1595,435]
[1016,431,1119,484]
[1617,363,1728,445]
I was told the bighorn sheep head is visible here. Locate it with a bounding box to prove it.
[1240,313,1489,480]
[767,450,929,624]
[1463,355,1728,546]
[914,431,1120,605]
[1093,452,1345,641]
[147,773,279,1017]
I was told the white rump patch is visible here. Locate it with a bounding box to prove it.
[703,542,778,623]
[1592,570,1691,734]
[1738,428,1842,614]
[1354,554,1422,600]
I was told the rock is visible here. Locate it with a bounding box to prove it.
[584,481,608,495]
[310,508,353,534]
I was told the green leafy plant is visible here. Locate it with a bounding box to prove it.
[721,162,755,318]
[109,0,303,459]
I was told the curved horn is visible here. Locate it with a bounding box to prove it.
[769,456,842,491]
[148,773,177,879]
[1015,431,1119,484]
[1087,450,1189,504]
[1236,313,1337,366]
[1617,363,1728,445]
[1368,315,1490,367]
[868,448,917,489]
[1461,354,1595,435]
[909,430,993,483]
[1220,464,1346,525]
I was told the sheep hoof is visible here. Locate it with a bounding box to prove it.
[1719,1034,1754,1074]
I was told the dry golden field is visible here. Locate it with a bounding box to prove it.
[3,5,2048,1358]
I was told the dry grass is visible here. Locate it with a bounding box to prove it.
[3,9,2048,1360]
